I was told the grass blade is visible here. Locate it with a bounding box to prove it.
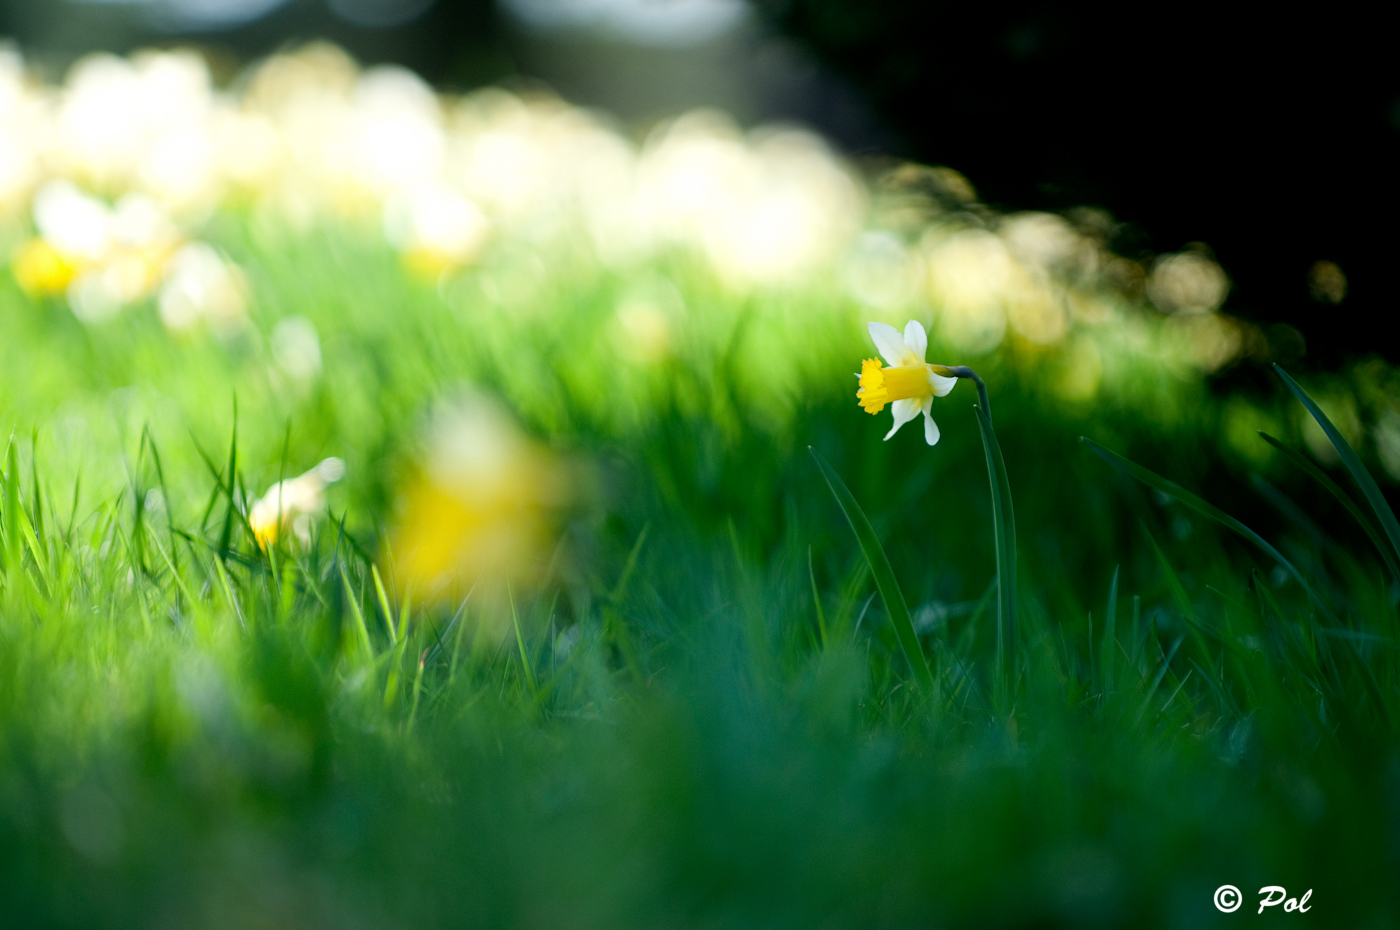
[1272,363,1400,568]
[1144,528,1215,669]
[212,556,246,629]
[340,564,374,660]
[1130,595,1141,670]
[3,437,21,585]
[28,428,43,548]
[406,648,427,733]
[217,404,238,558]
[808,544,829,650]
[1102,565,1119,698]
[510,585,539,699]
[1137,634,1184,724]
[809,446,934,696]
[610,522,650,603]
[1081,437,1337,625]
[1259,431,1400,585]
[372,564,396,645]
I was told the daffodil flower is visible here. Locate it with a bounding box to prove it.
[248,457,345,548]
[856,320,958,445]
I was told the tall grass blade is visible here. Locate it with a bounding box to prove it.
[1158,668,1194,717]
[396,591,412,644]
[1276,366,1400,563]
[1188,658,1241,719]
[212,554,245,628]
[28,429,43,548]
[217,405,238,558]
[1144,529,1215,670]
[611,522,650,603]
[149,532,196,607]
[1102,566,1119,697]
[809,447,934,696]
[1259,431,1400,585]
[446,588,476,683]
[2,437,21,585]
[371,565,396,645]
[406,649,427,733]
[1081,438,1337,625]
[1137,634,1184,724]
[340,564,374,659]
[510,585,539,699]
[808,544,829,650]
[142,432,181,583]
[1274,364,1400,567]
[1130,596,1142,670]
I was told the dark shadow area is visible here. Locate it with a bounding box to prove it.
[754,0,1398,369]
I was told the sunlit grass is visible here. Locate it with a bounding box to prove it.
[3,227,1398,925]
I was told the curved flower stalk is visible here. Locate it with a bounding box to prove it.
[847,319,1018,700]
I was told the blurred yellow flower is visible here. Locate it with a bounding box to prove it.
[387,398,571,608]
[12,239,77,295]
[856,320,958,445]
[248,458,345,548]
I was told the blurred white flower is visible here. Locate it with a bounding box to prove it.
[157,242,247,336]
[923,229,1012,353]
[0,47,44,215]
[636,114,862,286]
[350,66,444,197]
[34,179,112,262]
[999,212,1085,276]
[383,184,489,274]
[845,231,914,310]
[2,38,1257,408]
[271,316,323,383]
[29,181,180,319]
[53,50,218,206]
[248,457,346,548]
[1147,251,1230,314]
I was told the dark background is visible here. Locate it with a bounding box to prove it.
[4,0,1395,370]
[756,0,1399,373]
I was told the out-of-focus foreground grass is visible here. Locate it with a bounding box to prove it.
[2,43,1399,928]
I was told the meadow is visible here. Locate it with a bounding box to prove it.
[1,43,1398,928]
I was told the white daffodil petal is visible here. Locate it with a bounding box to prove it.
[929,371,958,397]
[868,322,910,367]
[884,397,919,440]
[903,319,928,362]
[921,396,940,445]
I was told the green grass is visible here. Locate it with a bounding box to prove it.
[2,211,1398,928]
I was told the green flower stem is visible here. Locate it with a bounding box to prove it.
[934,365,1016,695]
